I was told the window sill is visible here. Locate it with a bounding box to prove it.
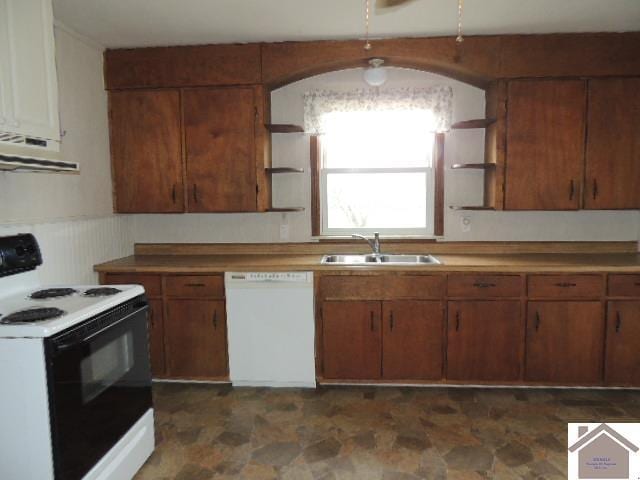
[313,235,443,243]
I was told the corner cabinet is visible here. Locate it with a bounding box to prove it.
[0,0,60,141]
[108,85,271,213]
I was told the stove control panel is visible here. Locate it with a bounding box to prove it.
[0,233,42,277]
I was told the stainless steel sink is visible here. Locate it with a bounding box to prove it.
[321,254,441,266]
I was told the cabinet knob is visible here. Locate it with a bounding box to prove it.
[455,311,460,331]
[615,311,622,333]
[535,312,541,332]
[390,311,394,331]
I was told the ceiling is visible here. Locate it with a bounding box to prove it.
[52,0,640,49]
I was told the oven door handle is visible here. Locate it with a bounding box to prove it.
[53,304,148,354]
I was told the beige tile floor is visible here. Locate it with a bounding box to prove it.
[135,383,640,479]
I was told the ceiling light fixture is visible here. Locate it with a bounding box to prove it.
[363,58,387,86]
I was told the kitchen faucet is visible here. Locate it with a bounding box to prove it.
[352,232,381,256]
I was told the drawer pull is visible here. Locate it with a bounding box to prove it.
[213,310,217,330]
[185,283,206,287]
[615,311,621,333]
[455,311,460,331]
[473,282,496,288]
[390,311,394,331]
[554,282,577,288]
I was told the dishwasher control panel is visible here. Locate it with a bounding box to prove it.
[227,272,312,283]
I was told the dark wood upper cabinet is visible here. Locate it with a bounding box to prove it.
[584,78,640,210]
[446,300,522,382]
[183,87,258,212]
[605,301,640,386]
[104,44,261,89]
[525,301,604,384]
[165,299,228,379]
[322,301,382,380]
[109,90,184,213]
[504,80,586,210]
[382,301,443,380]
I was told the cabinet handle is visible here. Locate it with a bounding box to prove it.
[390,311,394,331]
[149,307,155,328]
[535,312,541,332]
[615,311,621,333]
[193,184,198,203]
[592,179,598,200]
[370,311,374,332]
[172,184,177,204]
[185,282,206,287]
[569,179,575,201]
[213,310,217,330]
[455,311,460,332]
[554,282,577,288]
[473,282,496,288]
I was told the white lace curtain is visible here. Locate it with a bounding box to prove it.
[303,86,453,134]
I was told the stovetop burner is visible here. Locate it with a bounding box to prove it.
[30,288,78,300]
[0,307,66,324]
[84,287,122,297]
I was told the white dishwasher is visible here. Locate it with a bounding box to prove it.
[224,272,316,388]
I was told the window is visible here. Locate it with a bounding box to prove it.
[311,110,444,237]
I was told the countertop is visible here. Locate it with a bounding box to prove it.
[94,252,640,274]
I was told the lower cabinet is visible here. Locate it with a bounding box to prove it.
[322,300,444,380]
[446,301,522,382]
[165,299,228,379]
[322,301,381,380]
[148,299,166,377]
[525,301,604,384]
[605,301,640,386]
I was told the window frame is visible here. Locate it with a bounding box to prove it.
[310,133,445,238]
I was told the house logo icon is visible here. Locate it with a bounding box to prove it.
[568,423,640,479]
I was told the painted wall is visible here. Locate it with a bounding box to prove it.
[133,67,639,243]
[0,25,132,283]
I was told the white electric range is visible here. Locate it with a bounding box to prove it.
[0,234,155,480]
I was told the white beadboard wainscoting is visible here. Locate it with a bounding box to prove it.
[0,216,133,285]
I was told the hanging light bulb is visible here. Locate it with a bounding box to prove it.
[363,58,387,86]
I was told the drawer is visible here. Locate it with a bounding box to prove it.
[103,273,162,297]
[166,275,224,298]
[447,274,522,297]
[527,275,603,298]
[608,274,640,297]
[319,275,445,300]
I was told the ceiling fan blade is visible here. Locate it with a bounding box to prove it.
[375,0,416,9]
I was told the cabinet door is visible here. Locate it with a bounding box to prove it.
[322,301,381,380]
[584,78,640,209]
[505,80,586,210]
[183,87,257,212]
[526,302,603,384]
[165,300,228,379]
[382,301,443,380]
[148,299,166,377]
[447,301,521,381]
[109,90,184,213]
[1,0,59,140]
[605,302,640,386]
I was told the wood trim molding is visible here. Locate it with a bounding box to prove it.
[133,241,637,256]
[310,135,321,236]
[434,133,445,236]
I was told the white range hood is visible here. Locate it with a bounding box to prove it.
[0,134,78,173]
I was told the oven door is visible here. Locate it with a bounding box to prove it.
[45,296,153,480]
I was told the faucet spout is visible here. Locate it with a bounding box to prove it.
[352,232,381,255]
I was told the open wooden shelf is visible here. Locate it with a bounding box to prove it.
[265,167,304,174]
[266,207,305,212]
[449,206,496,211]
[451,163,496,170]
[265,124,304,133]
[451,118,496,129]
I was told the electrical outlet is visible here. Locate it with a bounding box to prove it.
[460,215,471,233]
[279,223,290,241]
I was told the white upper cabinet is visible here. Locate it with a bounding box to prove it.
[0,0,59,142]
